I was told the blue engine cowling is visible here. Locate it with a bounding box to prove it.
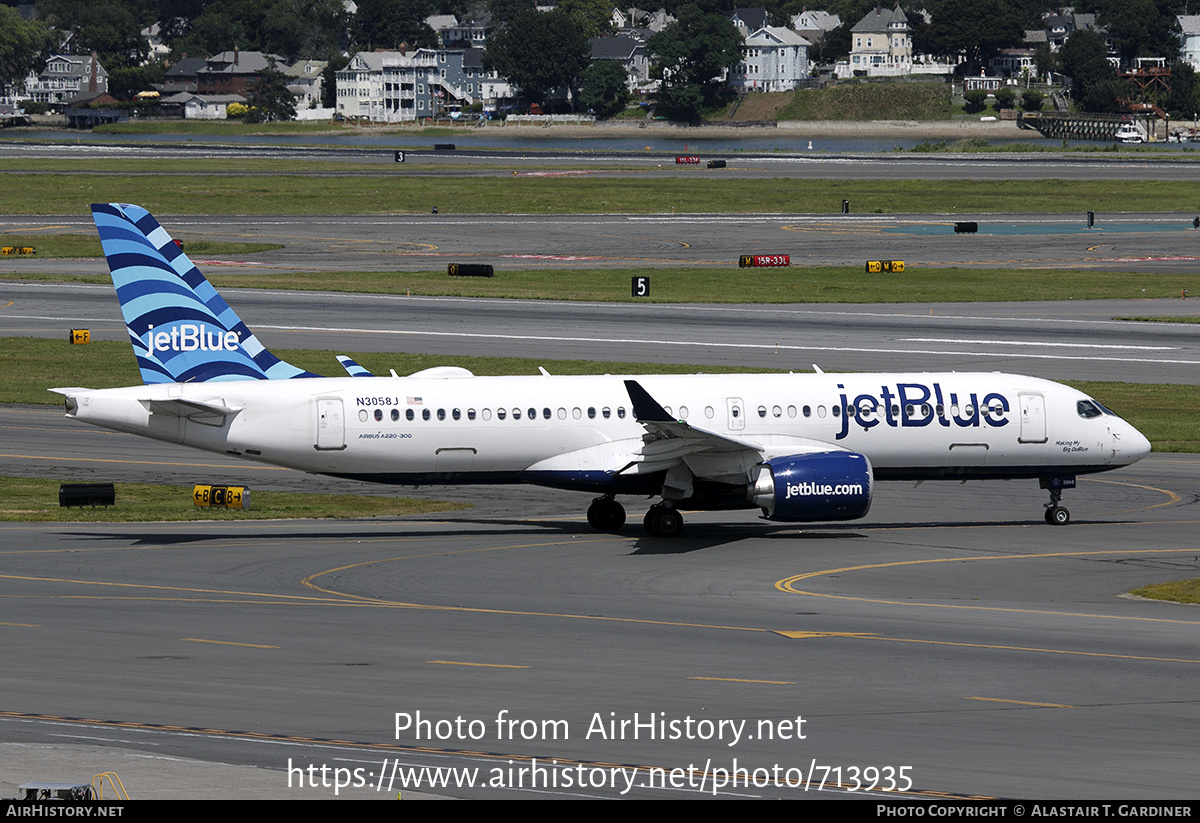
[749,451,873,522]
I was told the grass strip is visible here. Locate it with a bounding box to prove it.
[1065,380,1200,453]
[4,174,1200,215]
[10,261,1200,303]
[8,338,773,406]
[0,476,467,522]
[1129,579,1200,604]
[202,267,1200,304]
[0,234,280,257]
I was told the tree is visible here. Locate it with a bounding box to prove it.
[1078,0,1180,63]
[0,6,55,93]
[160,0,347,61]
[993,86,1015,110]
[648,3,743,122]
[1060,29,1122,113]
[245,64,296,121]
[321,53,349,109]
[556,0,615,38]
[486,0,536,25]
[37,0,148,69]
[1020,89,1044,112]
[1166,61,1198,119]
[261,0,348,60]
[483,9,590,106]
[108,61,166,101]
[352,0,438,52]
[580,60,630,117]
[924,0,1028,68]
[963,89,988,113]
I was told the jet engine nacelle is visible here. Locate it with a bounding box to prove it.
[749,452,873,522]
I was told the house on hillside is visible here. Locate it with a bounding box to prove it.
[197,50,287,96]
[612,7,673,32]
[336,48,513,121]
[285,60,327,109]
[23,53,109,103]
[590,32,653,92]
[845,4,911,77]
[731,7,768,35]
[1181,16,1200,72]
[730,27,811,92]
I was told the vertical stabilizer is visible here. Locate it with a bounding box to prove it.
[90,203,318,384]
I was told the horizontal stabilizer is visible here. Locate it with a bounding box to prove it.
[144,397,240,419]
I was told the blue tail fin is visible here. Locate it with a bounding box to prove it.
[91,203,319,384]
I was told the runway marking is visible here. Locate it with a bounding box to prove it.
[966,697,1075,709]
[249,323,1200,367]
[774,631,876,639]
[688,676,797,685]
[183,638,280,649]
[861,635,1200,664]
[901,338,1176,351]
[428,660,529,669]
[1082,477,1182,515]
[777,547,1200,629]
[0,621,38,627]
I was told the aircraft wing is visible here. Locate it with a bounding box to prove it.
[622,380,763,477]
[624,379,760,452]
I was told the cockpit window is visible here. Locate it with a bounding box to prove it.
[1077,400,1103,419]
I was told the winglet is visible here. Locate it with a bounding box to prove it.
[624,380,675,423]
[90,203,319,384]
[336,355,373,377]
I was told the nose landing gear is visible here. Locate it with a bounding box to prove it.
[1040,476,1076,526]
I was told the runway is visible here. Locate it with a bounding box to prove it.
[4,202,1200,798]
[7,138,1200,181]
[4,278,1200,384]
[4,211,1200,274]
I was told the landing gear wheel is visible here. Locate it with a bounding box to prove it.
[586,497,625,532]
[1041,479,1073,526]
[643,504,683,537]
[1047,505,1070,526]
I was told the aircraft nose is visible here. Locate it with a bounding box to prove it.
[1118,423,1152,464]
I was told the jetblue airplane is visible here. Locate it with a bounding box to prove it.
[53,203,1152,535]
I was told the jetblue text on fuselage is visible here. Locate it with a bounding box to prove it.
[145,324,242,355]
[836,382,1010,441]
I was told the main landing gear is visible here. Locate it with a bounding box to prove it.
[587,495,625,532]
[1040,476,1076,526]
[586,497,684,537]
[643,503,684,537]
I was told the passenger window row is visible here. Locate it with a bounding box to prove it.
[360,406,629,423]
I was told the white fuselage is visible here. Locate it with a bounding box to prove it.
[62,371,1151,508]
